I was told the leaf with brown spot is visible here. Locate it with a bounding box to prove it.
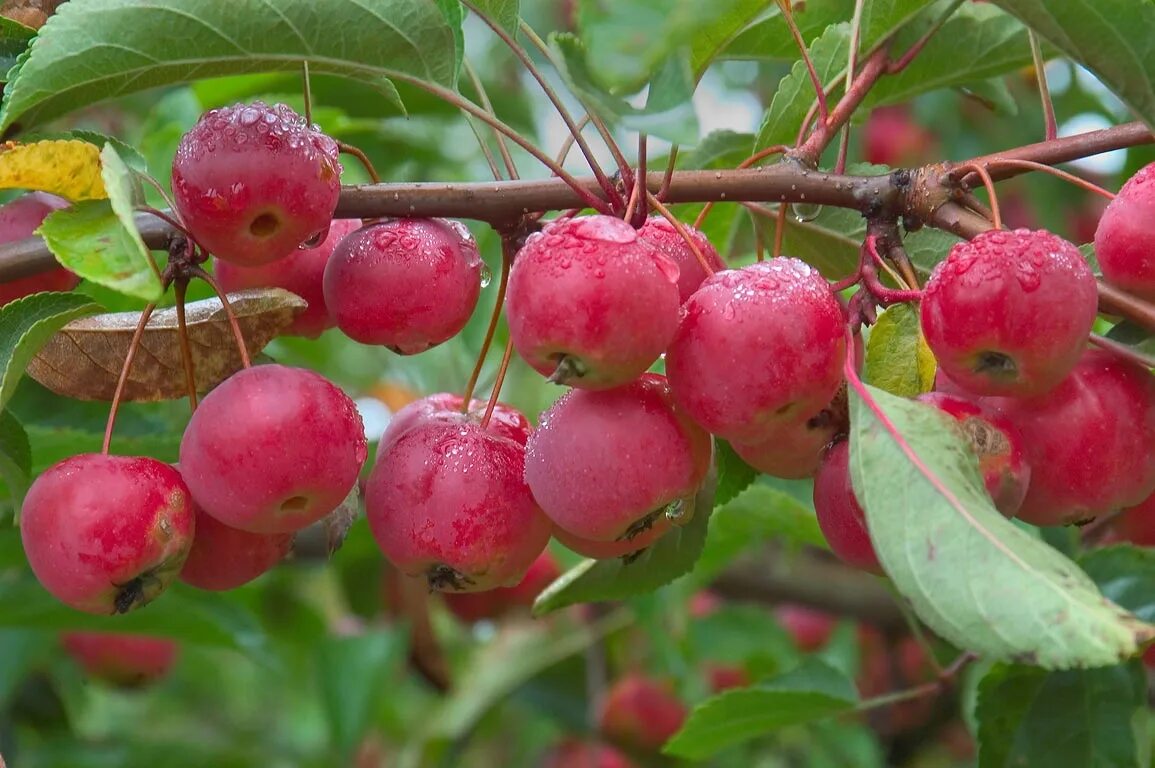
[0,139,106,200]
[26,288,306,402]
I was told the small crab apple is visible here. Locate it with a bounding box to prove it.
[179,501,293,591]
[862,105,934,167]
[171,101,342,266]
[637,216,725,302]
[442,550,561,623]
[666,258,846,443]
[776,604,837,652]
[0,192,75,306]
[61,632,179,687]
[366,418,552,592]
[813,441,882,575]
[1094,162,1155,300]
[920,228,1097,397]
[506,215,681,389]
[379,392,531,456]
[916,392,1030,516]
[20,455,195,614]
[599,674,687,752]
[524,373,712,544]
[179,364,367,533]
[213,218,361,338]
[324,218,482,353]
[987,348,1155,526]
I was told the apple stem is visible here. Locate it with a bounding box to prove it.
[623,135,648,228]
[986,158,1116,200]
[463,57,518,180]
[657,145,679,202]
[647,192,714,275]
[337,141,380,184]
[949,163,1002,229]
[480,336,515,430]
[190,266,251,368]
[461,236,513,410]
[1088,332,1155,370]
[301,60,313,125]
[173,277,198,413]
[773,203,788,259]
[1029,31,1058,142]
[101,298,162,454]
[855,651,978,714]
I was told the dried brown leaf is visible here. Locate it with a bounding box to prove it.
[27,288,306,401]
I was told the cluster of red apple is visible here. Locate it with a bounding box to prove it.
[818,173,1155,573]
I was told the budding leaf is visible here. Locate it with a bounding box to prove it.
[849,382,1154,668]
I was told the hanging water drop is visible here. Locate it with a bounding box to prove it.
[793,202,823,223]
[479,262,493,288]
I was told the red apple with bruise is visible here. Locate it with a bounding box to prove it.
[21,454,195,614]
[506,215,681,389]
[179,364,367,533]
[916,391,1030,517]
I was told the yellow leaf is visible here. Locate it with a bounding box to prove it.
[0,140,107,201]
[864,303,937,397]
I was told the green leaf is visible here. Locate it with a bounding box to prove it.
[688,0,776,77]
[0,291,100,411]
[664,659,858,759]
[0,408,30,510]
[1106,320,1155,359]
[975,661,1148,768]
[1081,545,1155,624]
[863,303,936,397]
[865,4,1033,108]
[36,199,163,301]
[0,17,35,84]
[988,0,1155,130]
[0,0,464,133]
[715,439,758,507]
[549,35,699,145]
[848,382,1154,668]
[578,0,770,91]
[469,0,520,38]
[317,631,404,759]
[533,467,717,615]
[0,629,52,709]
[755,22,851,151]
[695,484,825,584]
[0,531,267,652]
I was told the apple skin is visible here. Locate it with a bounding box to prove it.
[20,454,195,615]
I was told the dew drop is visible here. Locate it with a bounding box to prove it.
[793,202,823,222]
[479,262,493,287]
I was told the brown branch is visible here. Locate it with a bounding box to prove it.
[712,550,907,632]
